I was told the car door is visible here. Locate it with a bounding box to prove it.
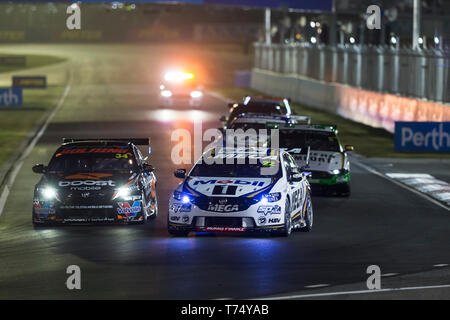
[283,153,305,220]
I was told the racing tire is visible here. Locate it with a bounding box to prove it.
[168,229,190,237]
[300,192,313,232]
[337,183,351,197]
[147,195,158,220]
[274,199,292,237]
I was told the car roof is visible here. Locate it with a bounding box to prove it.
[268,123,337,133]
[201,147,281,162]
[233,113,290,124]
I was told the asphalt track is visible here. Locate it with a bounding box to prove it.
[0,44,449,299]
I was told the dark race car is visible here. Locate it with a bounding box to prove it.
[220,96,293,129]
[32,138,158,225]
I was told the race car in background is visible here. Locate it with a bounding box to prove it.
[159,71,203,107]
[220,95,296,129]
[168,147,313,237]
[270,123,354,196]
[32,138,158,225]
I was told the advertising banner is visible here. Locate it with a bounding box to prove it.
[394,122,450,152]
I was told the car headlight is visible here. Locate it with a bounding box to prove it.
[113,185,139,200]
[161,90,172,98]
[173,191,191,203]
[260,192,281,204]
[329,169,348,175]
[190,90,202,98]
[41,187,57,200]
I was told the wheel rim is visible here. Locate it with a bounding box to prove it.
[307,195,313,227]
[286,201,291,234]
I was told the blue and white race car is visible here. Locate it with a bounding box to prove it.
[168,147,313,237]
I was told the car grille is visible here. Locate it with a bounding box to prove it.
[205,217,243,228]
[310,171,332,179]
[192,196,259,212]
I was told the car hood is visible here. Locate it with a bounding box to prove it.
[40,172,138,190]
[183,176,274,197]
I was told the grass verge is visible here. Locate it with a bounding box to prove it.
[0,53,66,74]
[215,87,450,159]
[0,86,64,168]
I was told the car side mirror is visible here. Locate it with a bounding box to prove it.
[345,145,354,151]
[32,164,47,174]
[174,169,186,179]
[143,163,154,173]
[302,171,312,178]
[219,115,227,122]
[290,173,303,182]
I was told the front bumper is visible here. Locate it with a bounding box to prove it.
[168,199,286,233]
[308,172,350,186]
[33,199,145,224]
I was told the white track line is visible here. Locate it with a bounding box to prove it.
[255,284,450,300]
[305,284,330,289]
[0,78,71,217]
[351,159,450,212]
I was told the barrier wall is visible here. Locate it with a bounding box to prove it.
[251,68,450,133]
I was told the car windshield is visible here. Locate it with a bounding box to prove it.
[48,148,137,173]
[229,122,268,130]
[229,103,286,121]
[190,151,281,178]
[279,130,341,152]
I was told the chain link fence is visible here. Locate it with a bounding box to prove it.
[254,42,450,104]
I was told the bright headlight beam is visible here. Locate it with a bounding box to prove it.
[42,187,56,199]
[164,71,194,82]
[190,91,203,98]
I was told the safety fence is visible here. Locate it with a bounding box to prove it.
[254,42,450,103]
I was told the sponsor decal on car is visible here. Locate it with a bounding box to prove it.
[192,179,266,186]
[116,201,141,216]
[257,205,282,215]
[207,203,240,212]
[268,218,281,224]
[170,216,180,221]
[200,227,246,232]
[60,205,113,209]
[59,180,116,187]
[170,204,192,213]
[60,147,129,154]
[258,216,266,224]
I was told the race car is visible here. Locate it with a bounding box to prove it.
[168,147,313,237]
[271,123,354,196]
[220,96,305,129]
[159,70,203,107]
[32,138,158,225]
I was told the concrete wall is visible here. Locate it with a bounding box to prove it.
[251,68,450,133]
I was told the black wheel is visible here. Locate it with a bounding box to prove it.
[168,228,189,237]
[275,199,292,237]
[147,195,158,220]
[300,192,313,232]
[337,183,351,197]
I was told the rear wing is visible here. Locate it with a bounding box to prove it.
[290,115,311,125]
[62,138,151,155]
[62,138,149,145]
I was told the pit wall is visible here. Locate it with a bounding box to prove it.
[251,68,450,133]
